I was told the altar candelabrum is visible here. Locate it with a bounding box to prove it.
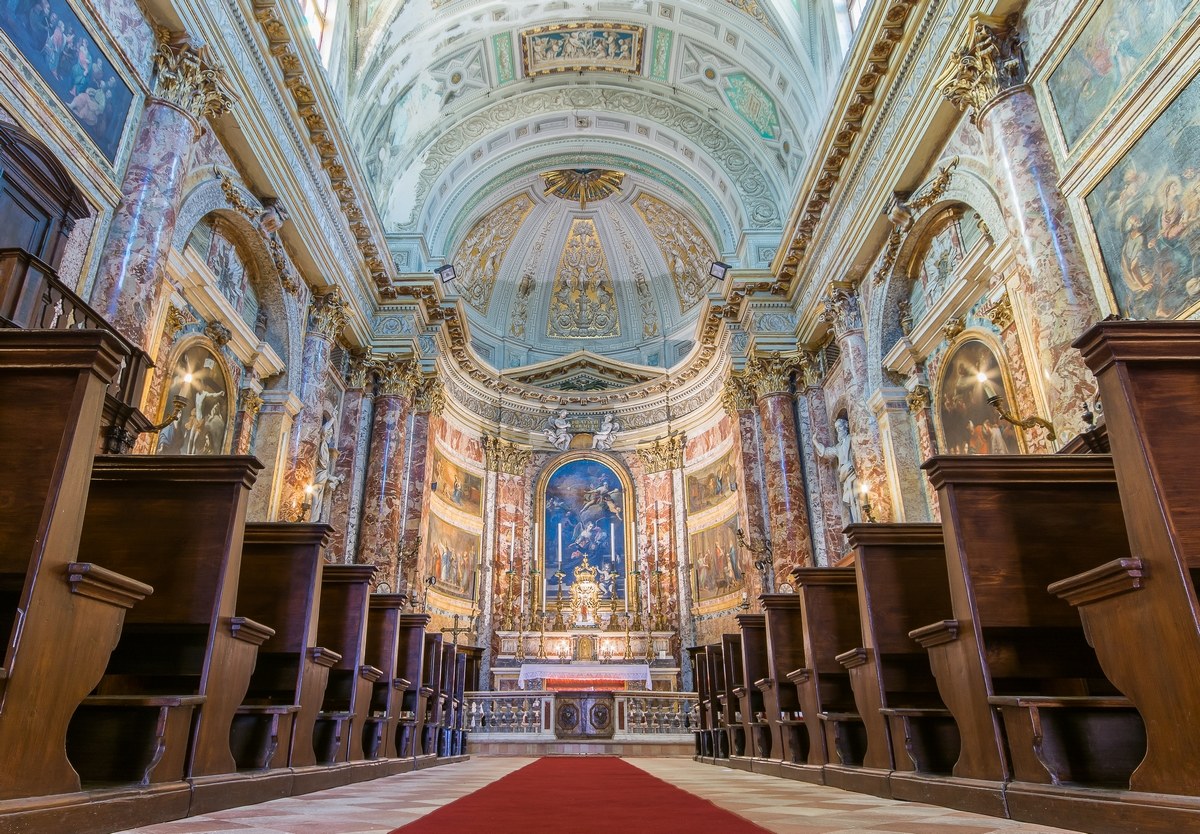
[629,570,645,632]
[552,570,567,630]
[525,566,540,631]
[536,609,548,659]
[515,607,527,662]
[622,612,634,660]
[651,567,670,632]
[737,527,775,595]
[501,567,517,631]
[418,575,436,613]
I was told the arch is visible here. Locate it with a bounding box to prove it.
[153,337,235,456]
[931,333,1023,456]
[535,451,634,613]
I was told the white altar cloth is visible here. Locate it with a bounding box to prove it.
[517,662,652,689]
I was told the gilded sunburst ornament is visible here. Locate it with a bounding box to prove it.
[541,168,625,209]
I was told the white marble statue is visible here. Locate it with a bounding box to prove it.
[813,415,861,524]
[309,416,341,521]
[545,409,573,452]
[591,412,620,450]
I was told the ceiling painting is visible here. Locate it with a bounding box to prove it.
[521,23,645,78]
[648,27,674,83]
[451,193,535,314]
[547,218,621,339]
[723,72,781,140]
[492,32,517,84]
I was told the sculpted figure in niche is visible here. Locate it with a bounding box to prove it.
[545,409,573,451]
[310,415,343,522]
[813,415,861,524]
[591,412,620,450]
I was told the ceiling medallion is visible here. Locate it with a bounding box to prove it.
[541,168,625,210]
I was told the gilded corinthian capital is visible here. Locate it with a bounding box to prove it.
[635,433,685,473]
[375,354,421,398]
[745,352,801,399]
[938,14,1027,124]
[482,435,532,475]
[308,288,349,340]
[820,283,863,338]
[720,372,756,415]
[152,30,234,121]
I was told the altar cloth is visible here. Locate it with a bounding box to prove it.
[517,662,651,689]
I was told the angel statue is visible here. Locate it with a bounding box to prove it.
[813,415,861,524]
[591,412,620,450]
[545,409,573,452]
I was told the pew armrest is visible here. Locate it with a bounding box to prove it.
[880,707,952,718]
[230,616,275,646]
[820,711,862,723]
[84,694,206,707]
[393,677,412,691]
[732,686,747,699]
[987,695,1133,709]
[753,677,775,693]
[419,686,435,698]
[836,647,870,670]
[1048,558,1145,607]
[309,646,343,668]
[237,704,300,715]
[785,668,812,685]
[909,620,960,648]
[360,664,384,683]
[66,562,153,608]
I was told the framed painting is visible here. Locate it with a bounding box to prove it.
[426,510,482,600]
[539,454,630,603]
[1,0,135,161]
[521,22,644,78]
[429,447,484,516]
[1047,0,1190,148]
[934,338,1021,456]
[1084,73,1200,320]
[685,449,738,514]
[690,513,741,603]
[155,342,232,455]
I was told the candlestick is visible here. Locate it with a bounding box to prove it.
[557,522,563,568]
[609,520,615,562]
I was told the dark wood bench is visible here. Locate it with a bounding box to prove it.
[363,593,410,760]
[916,455,1144,813]
[733,614,771,764]
[759,594,810,772]
[312,564,379,764]
[786,570,864,786]
[420,633,444,760]
[231,523,336,771]
[719,633,747,757]
[705,643,728,759]
[395,613,430,758]
[0,331,153,801]
[450,648,467,755]
[839,524,958,799]
[686,645,710,758]
[437,641,458,756]
[67,456,270,786]
[1062,321,1200,798]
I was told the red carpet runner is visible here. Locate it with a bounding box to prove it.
[389,757,772,834]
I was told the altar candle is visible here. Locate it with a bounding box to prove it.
[508,527,515,569]
[609,520,615,562]
[557,522,563,568]
[519,575,526,613]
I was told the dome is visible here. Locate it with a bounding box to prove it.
[445,172,720,371]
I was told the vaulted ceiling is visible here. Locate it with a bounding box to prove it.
[340,0,847,373]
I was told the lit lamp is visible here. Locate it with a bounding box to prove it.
[859,482,876,523]
[976,372,1057,442]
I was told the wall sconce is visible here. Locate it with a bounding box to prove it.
[736,527,774,594]
[435,264,457,283]
[146,394,188,434]
[977,372,1057,442]
[859,482,876,523]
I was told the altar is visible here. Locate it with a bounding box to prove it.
[491,629,681,691]
[517,662,651,690]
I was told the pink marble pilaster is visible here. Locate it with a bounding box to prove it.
[755,390,814,572]
[327,369,371,563]
[397,410,431,582]
[357,392,410,578]
[492,471,528,627]
[732,407,772,584]
[907,386,941,522]
[91,100,199,350]
[231,385,263,456]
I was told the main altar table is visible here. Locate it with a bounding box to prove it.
[517,663,652,690]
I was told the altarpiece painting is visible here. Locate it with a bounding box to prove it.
[690,513,741,602]
[934,338,1021,456]
[430,447,483,517]
[426,510,481,600]
[155,342,232,455]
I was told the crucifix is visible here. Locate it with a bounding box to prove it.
[440,611,475,647]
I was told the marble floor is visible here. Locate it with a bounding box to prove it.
[115,757,1086,834]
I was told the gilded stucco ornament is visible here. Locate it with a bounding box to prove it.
[635,433,685,473]
[541,169,624,209]
[163,305,188,337]
[872,158,959,285]
[204,320,232,347]
[152,30,234,122]
[906,384,931,413]
[937,14,1027,125]
[412,376,445,416]
[986,293,1015,330]
[482,435,533,476]
[239,390,264,419]
[375,355,421,398]
[720,372,756,415]
[309,288,349,340]
[820,283,863,337]
[746,352,801,399]
[346,352,374,389]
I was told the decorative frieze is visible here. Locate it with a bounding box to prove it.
[635,433,685,473]
[152,30,234,122]
[937,14,1027,125]
[482,435,533,475]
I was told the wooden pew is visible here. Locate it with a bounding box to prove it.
[451,649,467,756]
[462,646,483,694]
[720,633,747,757]
[1062,321,1200,798]
[396,614,430,758]
[732,614,771,766]
[0,331,152,801]
[420,633,444,762]
[232,523,335,775]
[686,645,710,758]
[437,641,457,756]
[66,456,268,790]
[916,455,1145,817]
[759,594,810,775]
[362,593,410,763]
[311,564,379,766]
[786,570,865,787]
[705,643,728,759]
[838,524,958,800]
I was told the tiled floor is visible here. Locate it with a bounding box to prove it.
[116,757,1086,834]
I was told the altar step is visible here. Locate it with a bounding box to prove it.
[470,738,694,757]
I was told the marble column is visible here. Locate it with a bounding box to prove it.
[796,357,846,563]
[91,37,232,351]
[940,15,1101,436]
[396,379,443,585]
[869,387,930,522]
[280,290,348,522]
[821,284,893,521]
[246,390,303,521]
[483,436,533,634]
[356,356,418,577]
[746,353,814,572]
[327,354,374,563]
[906,384,941,521]
[721,375,773,590]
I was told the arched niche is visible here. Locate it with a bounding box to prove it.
[535,452,633,612]
[932,335,1022,456]
[154,339,235,455]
